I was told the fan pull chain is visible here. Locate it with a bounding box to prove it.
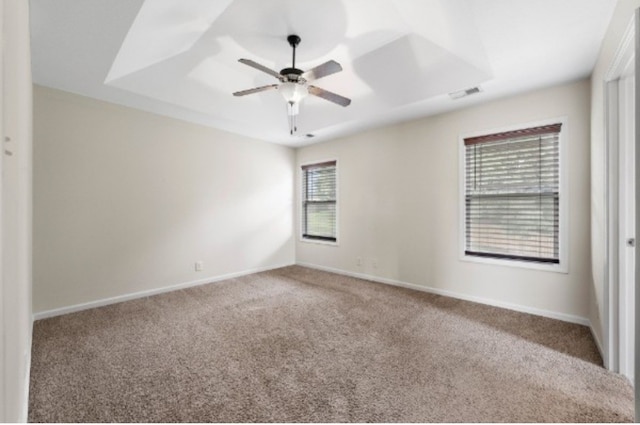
[287,101,299,135]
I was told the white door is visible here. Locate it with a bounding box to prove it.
[618,57,635,383]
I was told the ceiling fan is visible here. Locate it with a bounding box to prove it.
[233,34,351,135]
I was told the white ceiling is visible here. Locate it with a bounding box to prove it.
[30,0,617,147]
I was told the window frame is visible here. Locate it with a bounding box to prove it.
[299,158,339,246]
[458,117,569,273]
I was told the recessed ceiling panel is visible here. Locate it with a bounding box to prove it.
[103,0,494,141]
[219,0,349,64]
[353,34,491,106]
[106,0,234,83]
[30,0,618,146]
[393,0,493,77]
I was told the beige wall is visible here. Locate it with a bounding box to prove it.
[589,0,640,350]
[297,79,591,322]
[2,0,33,421]
[33,86,295,314]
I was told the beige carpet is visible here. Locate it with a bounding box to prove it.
[29,266,632,422]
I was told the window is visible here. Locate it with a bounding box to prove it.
[301,161,337,242]
[463,123,562,265]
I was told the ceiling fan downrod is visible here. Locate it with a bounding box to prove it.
[287,34,301,70]
[279,35,303,82]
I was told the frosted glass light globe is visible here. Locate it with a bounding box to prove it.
[279,82,308,103]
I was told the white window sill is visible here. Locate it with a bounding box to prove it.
[460,253,568,274]
[300,238,339,247]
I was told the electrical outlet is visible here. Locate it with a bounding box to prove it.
[356,257,363,266]
[372,259,379,269]
[195,261,203,271]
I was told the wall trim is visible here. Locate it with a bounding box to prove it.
[34,260,593,336]
[604,15,636,81]
[296,262,590,326]
[20,317,33,423]
[33,263,295,320]
[589,320,605,360]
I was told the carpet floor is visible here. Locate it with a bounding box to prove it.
[29,266,633,422]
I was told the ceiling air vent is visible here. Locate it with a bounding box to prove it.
[449,86,482,100]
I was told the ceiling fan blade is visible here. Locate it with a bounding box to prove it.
[238,59,283,80]
[302,60,342,81]
[233,84,279,97]
[308,85,351,107]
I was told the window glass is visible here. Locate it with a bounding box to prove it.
[464,124,561,263]
[302,161,337,242]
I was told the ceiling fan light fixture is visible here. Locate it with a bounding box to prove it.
[234,34,350,136]
[279,82,308,104]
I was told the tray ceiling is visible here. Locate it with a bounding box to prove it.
[30,0,616,146]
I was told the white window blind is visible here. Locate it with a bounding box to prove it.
[464,124,561,263]
[302,161,337,242]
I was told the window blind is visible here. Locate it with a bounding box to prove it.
[302,161,337,242]
[464,124,561,263]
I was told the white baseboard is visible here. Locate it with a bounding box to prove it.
[33,260,592,332]
[589,321,605,360]
[33,263,295,320]
[296,262,590,326]
[20,317,33,423]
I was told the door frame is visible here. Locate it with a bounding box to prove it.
[635,7,640,420]
[604,10,637,376]
[0,0,4,420]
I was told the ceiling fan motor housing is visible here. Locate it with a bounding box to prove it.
[280,67,303,82]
